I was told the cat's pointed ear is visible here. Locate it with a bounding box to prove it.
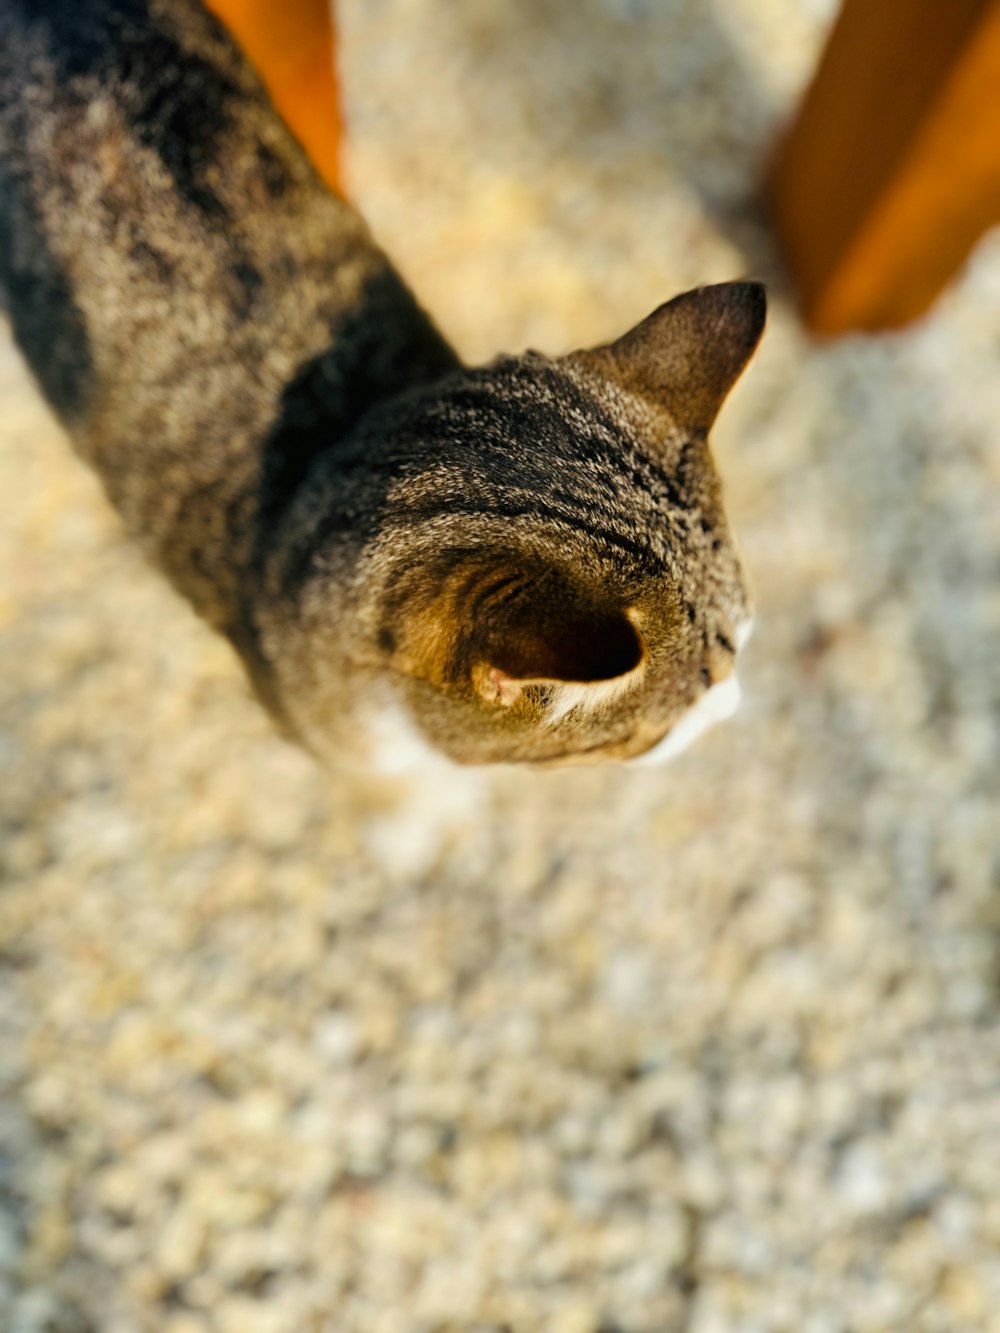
[574,281,766,435]
[387,563,644,707]
[471,601,645,708]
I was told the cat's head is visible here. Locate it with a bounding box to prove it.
[290,282,765,767]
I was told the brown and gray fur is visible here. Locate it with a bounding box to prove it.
[0,0,765,767]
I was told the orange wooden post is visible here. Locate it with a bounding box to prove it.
[203,0,343,194]
[768,0,1000,333]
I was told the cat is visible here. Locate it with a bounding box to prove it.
[0,0,765,767]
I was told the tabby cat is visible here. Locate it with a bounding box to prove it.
[0,0,765,767]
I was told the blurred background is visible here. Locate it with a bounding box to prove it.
[2,0,1000,1329]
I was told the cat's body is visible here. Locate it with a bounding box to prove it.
[0,0,764,766]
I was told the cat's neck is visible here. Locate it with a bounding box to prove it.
[2,0,459,648]
[255,264,459,554]
[78,249,458,649]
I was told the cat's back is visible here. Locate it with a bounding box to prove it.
[0,0,426,630]
[0,0,378,433]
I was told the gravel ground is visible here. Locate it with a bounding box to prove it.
[3,1,1000,1330]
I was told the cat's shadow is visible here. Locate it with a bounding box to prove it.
[492,0,785,268]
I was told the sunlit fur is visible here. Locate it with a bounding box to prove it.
[544,668,646,728]
[0,0,765,768]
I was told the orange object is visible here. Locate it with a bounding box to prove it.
[768,0,1000,333]
[203,0,342,194]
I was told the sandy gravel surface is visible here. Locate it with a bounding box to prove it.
[3,1,1000,1330]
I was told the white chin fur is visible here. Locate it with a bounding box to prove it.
[631,673,742,767]
[544,671,640,726]
[735,617,755,651]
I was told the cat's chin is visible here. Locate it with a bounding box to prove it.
[629,674,743,767]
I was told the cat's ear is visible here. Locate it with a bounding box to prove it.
[388,562,645,709]
[574,281,766,435]
[471,599,645,709]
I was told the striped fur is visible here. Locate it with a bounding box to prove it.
[0,0,764,767]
